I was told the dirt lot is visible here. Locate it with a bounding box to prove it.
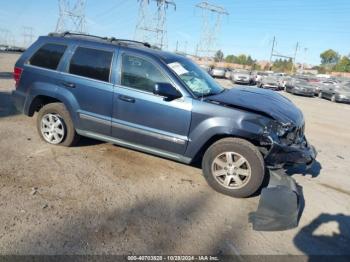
[1,52,350,256]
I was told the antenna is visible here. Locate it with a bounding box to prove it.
[134,0,176,50]
[196,1,229,58]
[56,0,87,33]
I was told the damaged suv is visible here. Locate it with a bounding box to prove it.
[12,32,316,198]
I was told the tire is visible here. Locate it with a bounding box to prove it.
[331,94,337,103]
[202,138,265,198]
[36,102,80,147]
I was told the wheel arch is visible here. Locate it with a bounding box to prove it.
[24,86,80,126]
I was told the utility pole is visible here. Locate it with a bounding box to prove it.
[56,0,87,33]
[134,0,176,50]
[22,27,34,48]
[292,42,299,74]
[196,1,229,59]
[269,36,276,64]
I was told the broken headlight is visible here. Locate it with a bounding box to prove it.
[274,121,294,137]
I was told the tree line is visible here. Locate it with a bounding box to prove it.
[214,49,350,73]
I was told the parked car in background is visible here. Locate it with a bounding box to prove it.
[210,67,226,78]
[231,69,251,85]
[312,79,340,96]
[285,78,315,97]
[12,32,316,198]
[319,82,350,103]
[258,76,280,91]
[199,64,211,73]
[225,69,233,79]
[255,71,269,86]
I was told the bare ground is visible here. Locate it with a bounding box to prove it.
[0,53,350,255]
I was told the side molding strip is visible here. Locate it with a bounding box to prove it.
[76,129,192,164]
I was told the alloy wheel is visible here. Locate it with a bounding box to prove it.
[40,113,65,144]
[211,152,252,189]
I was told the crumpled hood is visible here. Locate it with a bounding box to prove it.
[207,87,304,125]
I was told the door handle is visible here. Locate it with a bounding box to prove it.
[118,95,135,103]
[62,82,76,88]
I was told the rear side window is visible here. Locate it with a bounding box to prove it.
[29,43,67,70]
[69,47,113,82]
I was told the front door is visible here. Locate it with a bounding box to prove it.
[112,52,192,155]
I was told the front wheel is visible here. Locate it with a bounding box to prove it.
[202,138,265,198]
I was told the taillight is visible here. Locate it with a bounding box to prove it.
[13,67,23,88]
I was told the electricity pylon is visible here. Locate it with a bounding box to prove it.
[56,0,87,33]
[196,1,228,58]
[134,0,176,50]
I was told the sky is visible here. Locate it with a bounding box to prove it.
[0,0,349,65]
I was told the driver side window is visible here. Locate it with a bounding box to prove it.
[121,54,171,93]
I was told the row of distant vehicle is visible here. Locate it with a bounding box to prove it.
[201,65,350,104]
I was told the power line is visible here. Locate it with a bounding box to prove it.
[56,0,87,33]
[134,0,176,50]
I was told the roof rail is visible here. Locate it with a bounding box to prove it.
[108,37,151,48]
[48,31,109,41]
[48,32,151,48]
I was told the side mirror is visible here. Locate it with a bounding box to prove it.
[153,83,182,101]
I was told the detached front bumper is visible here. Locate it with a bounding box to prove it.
[264,138,317,168]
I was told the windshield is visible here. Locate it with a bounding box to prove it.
[166,57,224,97]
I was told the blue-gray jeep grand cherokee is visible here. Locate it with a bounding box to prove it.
[12,32,316,198]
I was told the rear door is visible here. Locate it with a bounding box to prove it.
[61,45,116,136]
[111,51,192,155]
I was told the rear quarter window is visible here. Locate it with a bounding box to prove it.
[29,43,67,70]
[69,47,113,82]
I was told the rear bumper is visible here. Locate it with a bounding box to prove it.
[11,90,26,114]
[265,138,317,168]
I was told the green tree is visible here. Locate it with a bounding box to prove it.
[320,49,340,65]
[214,50,224,62]
[334,56,350,72]
[225,55,236,63]
[246,55,254,66]
[236,54,248,65]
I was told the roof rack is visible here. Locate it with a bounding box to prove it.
[48,32,151,48]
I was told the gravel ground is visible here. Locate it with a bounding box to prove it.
[0,53,350,256]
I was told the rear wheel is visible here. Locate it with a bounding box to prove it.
[37,103,80,147]
[202,138,265,198]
